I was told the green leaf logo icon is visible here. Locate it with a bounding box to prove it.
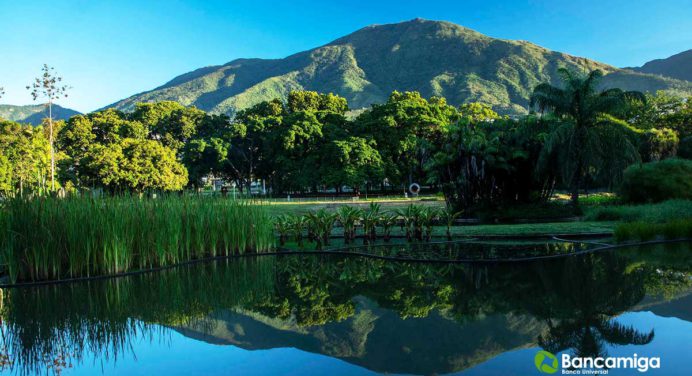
[534,350,558,374]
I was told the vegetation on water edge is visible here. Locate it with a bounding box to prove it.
[0,196,274,283]
[614,219,692,242]
[274,203,463,249]
[583,199,692,223]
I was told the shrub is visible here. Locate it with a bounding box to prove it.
[619,159,692,203]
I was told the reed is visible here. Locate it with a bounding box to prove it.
[0,195,275,282]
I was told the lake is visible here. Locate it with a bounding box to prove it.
[1,241,690,375]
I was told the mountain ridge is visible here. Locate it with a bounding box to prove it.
[0,104,81,125]
[628,49,692,82]
[107,18,692,116]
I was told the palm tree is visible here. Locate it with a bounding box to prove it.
[530,68,644,206]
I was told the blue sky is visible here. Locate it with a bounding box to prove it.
[1,0,690,113]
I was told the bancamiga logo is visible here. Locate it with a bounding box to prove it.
[534,350,661,374]
[535,351,559,374]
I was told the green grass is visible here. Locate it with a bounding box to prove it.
[0,196,275,283]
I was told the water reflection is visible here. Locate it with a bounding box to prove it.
[1,242,690,375]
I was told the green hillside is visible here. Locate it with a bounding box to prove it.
[108,19,692,116]
[0,103,80,125]
[629,49,692,82]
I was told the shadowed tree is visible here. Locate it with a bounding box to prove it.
[530,69,644,206]
[26,64,70,192]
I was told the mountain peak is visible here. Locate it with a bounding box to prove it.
[107,20,692,116]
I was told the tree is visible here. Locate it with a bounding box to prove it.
[427,118,529,210]
[131,101,205,151]
[320,136,384,191]
[530,69,644,206]
[27,64,69,192]
[354,92,459,188]
[58,110,146,188]
[0,120,51,196]
[229,99,284,192]
[57,109,188,191]
[0,154,12,194]
[627,91,692,138]
[119,139,188,191]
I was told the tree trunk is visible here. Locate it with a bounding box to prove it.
[49,100,55,192]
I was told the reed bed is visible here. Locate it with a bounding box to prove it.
[614,219,692,242]
[0,196,275,283]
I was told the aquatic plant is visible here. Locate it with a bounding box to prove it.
[379,212,399,242]
[337,206,360,244]
[440,207,463,240]
[0,195,275,283]
[305,209,338,249]
[274,215,292,246]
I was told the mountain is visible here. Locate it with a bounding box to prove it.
[108,19,692,116]
[0,104,81,125]
[628,49,692,82]
[173,297,545,375]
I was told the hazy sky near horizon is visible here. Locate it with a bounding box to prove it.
[1,0,690,113]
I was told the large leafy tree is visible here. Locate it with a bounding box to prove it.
[58,109,188,192]
[320,136,384,192]
[131,101,206,151]
[0,120,51,196]
[530,69,644,206]
[354,91,459,188]
[228,99,284,192]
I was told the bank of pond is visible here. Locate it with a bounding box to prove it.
[1,196,690,284]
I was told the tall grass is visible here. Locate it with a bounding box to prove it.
[584,199,692,223]
[0,196,275,282]
[614,219,692,242]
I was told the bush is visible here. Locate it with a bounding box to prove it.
[620,159,692,203]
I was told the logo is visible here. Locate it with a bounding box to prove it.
[535,350,559,374]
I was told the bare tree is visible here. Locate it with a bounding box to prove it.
[27,64,70,192]
[0,86,5,99]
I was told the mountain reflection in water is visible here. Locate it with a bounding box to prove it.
[0,242,690,375]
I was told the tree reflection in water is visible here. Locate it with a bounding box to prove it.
[0,242,689,375]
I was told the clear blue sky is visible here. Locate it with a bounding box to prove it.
[1,0,690,113]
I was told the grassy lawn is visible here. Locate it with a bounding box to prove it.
[260,197,444,216]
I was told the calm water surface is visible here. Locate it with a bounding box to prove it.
[1,242,690,375]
